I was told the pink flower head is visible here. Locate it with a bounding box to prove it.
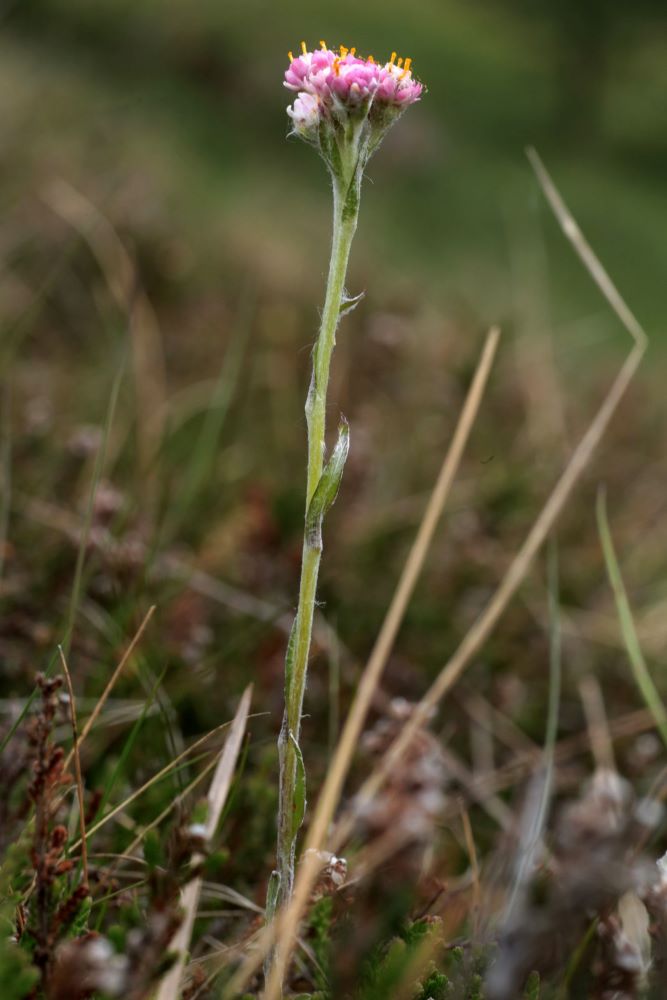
[376,56,423,106]
[284,48,335,99]
[328,51,380,106]
[284,43,424,160]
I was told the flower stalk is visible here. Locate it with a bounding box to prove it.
[276,173,359,908]
[270,40,424,931]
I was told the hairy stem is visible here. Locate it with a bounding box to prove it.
[275,173,359,908]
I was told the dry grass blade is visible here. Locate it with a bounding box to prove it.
[579,673,615,771]
[156,685,252,1000]
[69,715,238,852]
[525,148,647,350]
[231,325,500,998]
[461,804,481,930]
[120,753,222,864]
[63,604,156,771]
[256,151,649,998]
[58,645,89,885]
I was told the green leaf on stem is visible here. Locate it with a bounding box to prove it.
[265,870,281,923]
[305,418,349,549]
[290,731,307,840]
[340,290,365,318]
[283,617,298,704]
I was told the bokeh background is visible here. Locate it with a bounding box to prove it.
[4,0,666,328]
[2,0,667,909]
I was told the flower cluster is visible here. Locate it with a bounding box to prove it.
[284,42,423,141]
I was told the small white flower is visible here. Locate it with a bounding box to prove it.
[287,92,320,134]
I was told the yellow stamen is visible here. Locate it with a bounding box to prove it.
[300,40,307,55]
[368,55,375,63]
[400,57,412,79]
[397,57,404,68]
[339,45,349,58]
[350,47,356,56]
[288,51,294,63]
[389,52,397,65]
[320,39,327,50]
[334,57,341,76]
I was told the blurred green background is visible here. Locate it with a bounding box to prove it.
[2,0,666,333]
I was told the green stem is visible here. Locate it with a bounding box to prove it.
[275,174,359,907]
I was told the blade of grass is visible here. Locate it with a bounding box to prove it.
[559,918,598,997]
[461,804,481,933]
[89,667,167,828]
[596,487,667,747]
[155,685,252,1000]
[69,719,239,852]
[58,646,89,886]
[120,752,223,862]
[134,655,185,791]
[0,650,59,757]
[61,350,126,658]
[63,605,156,771]
[93,749,224,933]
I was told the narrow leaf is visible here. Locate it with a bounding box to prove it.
[597,488,667,747]
[290,732,307,841]
[305,418,349,548]
[283,617,298,704]
[265,870,281,924]
[339,289,365,318]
